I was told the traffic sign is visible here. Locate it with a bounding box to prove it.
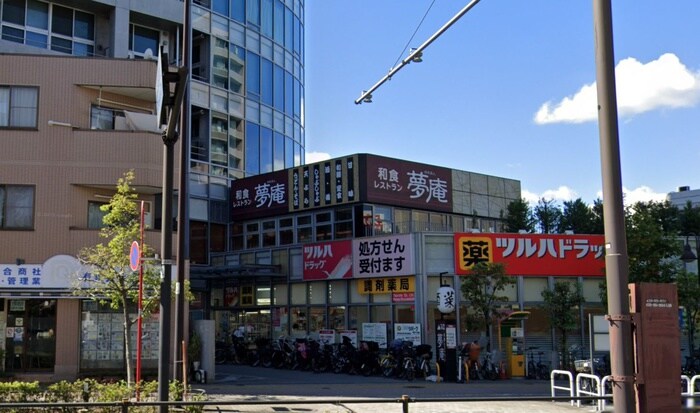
[130,241,141,271]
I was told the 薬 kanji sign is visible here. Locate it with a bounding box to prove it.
[454,233,605,276]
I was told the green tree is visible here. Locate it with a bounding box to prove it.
[541,281,584,370]
[504,198,535,233]
[625,201,683,284]
[679,201,700,236]
[677,270,700,355]
[533,198,562,234]
[460,262,515,350]
[75,171,162,386]
[591,198,605,234]
[558,198,597,234]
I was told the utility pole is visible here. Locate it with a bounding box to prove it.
[157,48,187,413]
[592,1,636,412]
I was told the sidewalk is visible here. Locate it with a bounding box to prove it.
[199,366,598,413]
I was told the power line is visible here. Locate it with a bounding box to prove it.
[392,0,438,69]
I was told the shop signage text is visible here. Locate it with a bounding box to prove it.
[454,233,605,276]
[352,234,414,277]
[357,276,415,294]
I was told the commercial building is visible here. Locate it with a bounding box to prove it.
[1,0,305,379]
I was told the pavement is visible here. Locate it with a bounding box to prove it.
[194,364,604,413]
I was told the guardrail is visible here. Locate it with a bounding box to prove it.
[575,372,602,410]
[550,369,575,406]
[0,395,620,413]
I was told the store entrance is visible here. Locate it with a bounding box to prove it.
[4,299,57,372]
[215,309,271,345]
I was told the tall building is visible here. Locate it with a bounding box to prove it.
[0,0,304,378]
[667,186,700,209]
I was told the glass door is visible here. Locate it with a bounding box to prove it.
[4,299,56,372]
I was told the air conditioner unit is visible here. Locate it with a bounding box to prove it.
[127,51,135,59]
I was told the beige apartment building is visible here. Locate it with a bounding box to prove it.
[0,53,168,380]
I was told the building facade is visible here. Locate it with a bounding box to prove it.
[191,154,607,376]
[1,0,305,379]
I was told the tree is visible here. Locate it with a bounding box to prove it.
[541,281,584,370]
[76,171,162,386]
[591,198,605,234]
[677,270,700,355]
[679,201,700,236]
[504,198,535,233]
[460,262,515,350]
[625,201,683,284]
[559,198,597,234]
[533,198,562,234]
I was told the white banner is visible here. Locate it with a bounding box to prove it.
[352,234,414,278]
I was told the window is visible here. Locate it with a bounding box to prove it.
[0,185,34,229]
[90,105,124,130]
[0,86,38,128]
[87,201,107,229]
[1,1,92,55]
[129,24,159,57]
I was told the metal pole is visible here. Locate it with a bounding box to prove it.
[592,1,636,412]
[174,0,191,383]
[158,138,175,413]
[136,201,145,400]
[355,0,482,104]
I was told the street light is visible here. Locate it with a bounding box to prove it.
[681,234,700,288]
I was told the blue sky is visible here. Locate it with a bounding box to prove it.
[303,1,700,206]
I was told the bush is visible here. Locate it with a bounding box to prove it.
[0,379,204,413]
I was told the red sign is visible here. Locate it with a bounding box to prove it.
[364,154,452,213]
[302,240,353,280]
[392,292,415,303]
[230,170,288,220]
[454,233,605,276]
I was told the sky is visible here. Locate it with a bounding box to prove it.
[302,1,700,206]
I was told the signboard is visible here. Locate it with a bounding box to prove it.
[357,276,414,294]
[302,240,353,280]
[394,323,421,345]
[129,241,140,271]
[364,154,452,212]
[319,329,336,345]
[511,327,524,338]
[291,155,359,211]
[353,234,414,277]
[591,314,610,351]
[362,323,388,348]
[339,330,357,347]
[454,233,605,276]
[446,326,457,349]
[230,170,288,220]
[392,292,415,302]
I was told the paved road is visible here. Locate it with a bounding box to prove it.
[196,364,596,413]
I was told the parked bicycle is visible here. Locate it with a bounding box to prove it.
[526,347,549,380]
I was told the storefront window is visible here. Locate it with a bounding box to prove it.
[273,283,288,305]
[308,281,326,305]
[290,307,306,336]
[329,306,345,330]
[290,283,306,305]
[350,280,368,303]
[582,278,602,302]
[328,280,346,304]
[80,301,158,370]
[349,306,368,331]
[256,286,271,306]
[308,307,326,335]
[370,305,391,324]
[523,277,548,302]
[5,299,57,372]
[394,304,414,323]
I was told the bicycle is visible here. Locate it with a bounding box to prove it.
[526,347,549,380]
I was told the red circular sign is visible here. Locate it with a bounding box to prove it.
[129,241,141,271]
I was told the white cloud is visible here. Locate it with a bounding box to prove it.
[305,151,332,164]
[522,189,540,204]
[522,186,578,204]
[595,185,667,205]
[534,53,700,124]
